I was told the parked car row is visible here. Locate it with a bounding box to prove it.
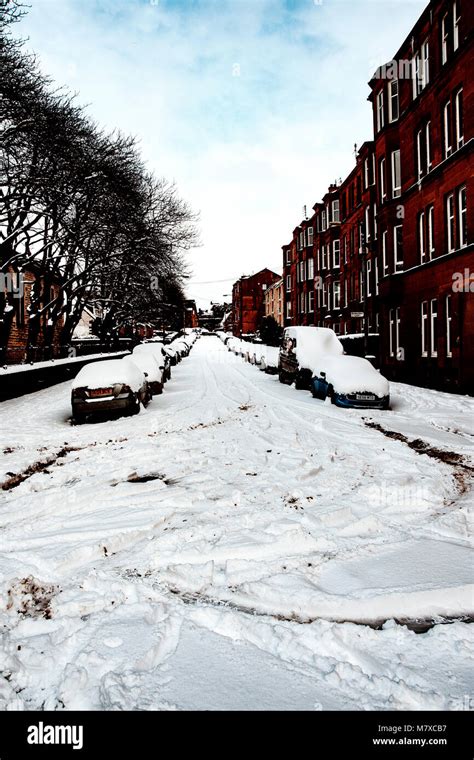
[220,327,390,410]
[71,330,200,423]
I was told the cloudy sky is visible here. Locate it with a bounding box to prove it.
[16,0,427,307]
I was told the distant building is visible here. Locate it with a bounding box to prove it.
[232,269,280,336]
[264,278,284,326]
[184,299,199,329]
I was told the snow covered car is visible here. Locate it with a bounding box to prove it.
[279,326,344,389]
[163,344,179,366]
[259,345,279,374]
[311,355,390,409]
[133,342,171,382]
[71,358,148,423]
[127,352,164,397]
[167,339,189,361]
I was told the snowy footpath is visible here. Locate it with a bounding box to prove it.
[0,337,472,710]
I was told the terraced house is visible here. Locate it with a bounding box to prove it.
[282,0,473,393]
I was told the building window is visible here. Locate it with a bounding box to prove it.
[416,128,423,180]
[443,101,452,157]
[366,260,372,297]
[391,149,401,198]
[300,292,306,314]
[417,122,432,180]
[321,210,326,231]
[458,185,467,248]
[428,205,435,259]
[379,157,386,203]
[389,308,400,358]
[364,205,371,242]
[394,225,403,271]
[422,39,430,87]
[308,291,314,313]
[376,90,384,132]
[364,157,369,189]
[286,301,291,319]
[333,239,341,268]
[359,222,365,254]
[359,271,364,302]
[421,301,428,357]
[419,211,426,262]
[375,257,379,295]
[412,52,422,99]
[382,230,388,275]
[446,295,452,357]
[322,245,327,270]
[426,121,432,171]
[446,193,455,252]
[307,227,314,246]
[388,79,399,122]
[286,275,291,292]
[430,299,438,357]
[332,200,340,223]
[286,249,291,265]
[308,257,314,280]
[442,12,449,64]
[322,281,328,308]
[373,203,378,240]
[453,0,460,51]
[455,89,464,149]
[333,281,341,309]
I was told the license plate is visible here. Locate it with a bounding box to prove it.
[356,393,375,401]
[89,388,113,398]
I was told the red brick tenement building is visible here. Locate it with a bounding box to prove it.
[232,268,280,336]
[1,265,64,364]
[282,0,473,393]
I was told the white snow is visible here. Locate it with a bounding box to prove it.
[126,354,163,386]
[0,351,127,376]
[71,358,145,392]
[311,354,390,396]
[284,326,344,370]
[0,337,472,711]
[132,343,166,370]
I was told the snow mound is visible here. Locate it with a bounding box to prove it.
[72,358,145,392]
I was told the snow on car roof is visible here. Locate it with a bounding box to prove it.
[72,358,145,392]
[126,353,162,384]
[312,354,389,396]
[284,326,344,369]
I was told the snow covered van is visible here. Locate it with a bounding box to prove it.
[278,326,344,389]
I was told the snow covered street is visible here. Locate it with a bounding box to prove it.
[0,336,473,710]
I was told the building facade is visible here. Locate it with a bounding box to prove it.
[264,277,284,326]
[281,0,473,393]
[232,268,280,336]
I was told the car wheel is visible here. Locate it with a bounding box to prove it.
[279,369,291,385]
[295,371,309,390]
[130,396,141,415]
[72,412,87,425]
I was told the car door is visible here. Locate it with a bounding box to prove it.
[280,334,298,375]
